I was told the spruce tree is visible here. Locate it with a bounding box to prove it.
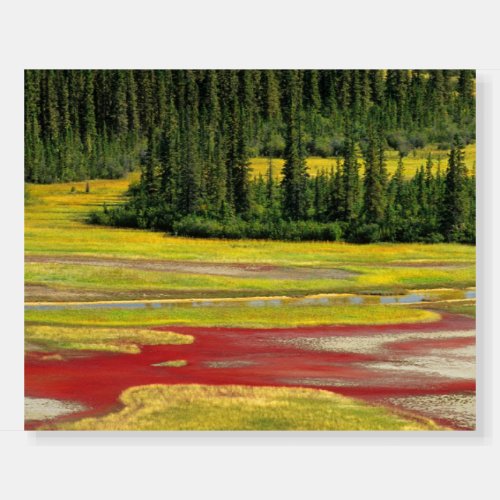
[158,89,180,211]
[25,71,43,182]
[203,71,226,215]
[178,70,201,215]
[363,130,387,224]
[223,71,250,216]
[441,137,470,241]
[82,71,97,155]
[328,160,343,221]
[141,127,159,197]
[313,169,328,222]
[43,70,60,143]
[392,153,406,211]
[369,70,384,106]
[111,70,128,135]
[456,70,475,126]
[126,70,140,140]
[281,70,309,220]
[340,137,361,222]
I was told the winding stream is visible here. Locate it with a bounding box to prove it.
[25,288,475,311]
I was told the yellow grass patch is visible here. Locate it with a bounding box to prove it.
[25,303,440,328]
[249,144,476,179]
[55,384,444,431]
[25,325,193,354]
[151,360,187,367]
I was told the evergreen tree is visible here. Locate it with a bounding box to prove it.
[369,70,385,106]
[427,70,447,127]
[25,70,43,183]
[441,137,470,241]
[329,160,343,220]
[281,70,309,220]
[158,88,180,210]
[126,70,140,139]
[456,70,475,126]
[363,130,387,224]
[111,70,128,135]
[305,70,322,149]
[223,71,250,216]
[313,169,328,221]
[136,70,155,133]
[82,71,97,155]
[423,153,438,232]
[43,70,60,143]
[202,71,226,215]
[391,153,406,211]
[339,137,361,222]
[141,127,159,197]
[178,70,201,215]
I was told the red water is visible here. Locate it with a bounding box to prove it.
[25,313,476,430]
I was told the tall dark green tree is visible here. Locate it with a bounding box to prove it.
[441,137,470,241]
[178,70,202,215]
[110,71,128,135]
[456,70,475,126]
[223,71,250,216]
[281,70,309,220]
[363,130,387,224]
[158,86,180,210]
[339,137,361,222]
[126,70,140,140]
[391,153,406,210]
[202,71,226,215]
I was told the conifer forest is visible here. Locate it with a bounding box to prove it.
[25,70,475,243]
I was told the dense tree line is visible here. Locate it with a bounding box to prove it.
[26,69,475,243]
[94,136,474,243]
[25,69,475,183]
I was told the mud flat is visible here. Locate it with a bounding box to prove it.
[26,254,356,280]
[25,397,86,422]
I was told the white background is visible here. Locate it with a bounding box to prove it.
[0,1,498,499]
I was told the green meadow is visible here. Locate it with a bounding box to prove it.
[25,171,475,302]
[25,302,439,329]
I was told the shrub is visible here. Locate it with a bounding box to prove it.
[87,206,139,228]
[408,133,426,149]
[173,216,226,239]
[310,137,333,158]
[386,131,411,156]
[172,216,344,242]
[262,132,285,157]
[351,223,381,243]
[422,232,446,243]
[330,133,346,156]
